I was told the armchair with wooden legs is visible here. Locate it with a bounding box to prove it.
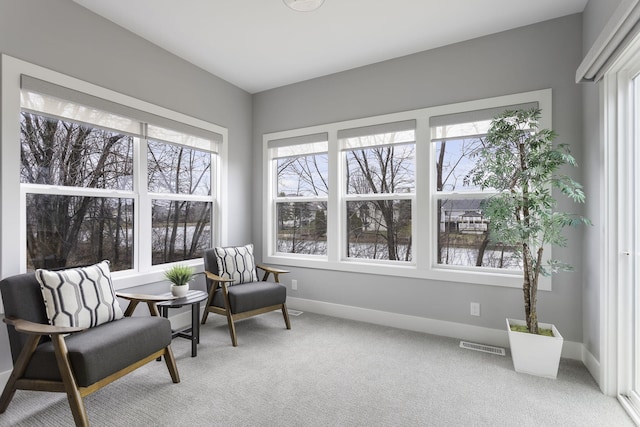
[0,266,180,427]
[201,245,291,346]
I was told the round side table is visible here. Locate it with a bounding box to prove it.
[157,290,208,357]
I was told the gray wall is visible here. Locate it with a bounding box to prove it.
[0,0,252,374]
[0,0,608,385]
[253,15,585,341]
[580,0,625,362]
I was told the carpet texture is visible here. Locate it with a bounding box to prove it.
[0,311,633,426]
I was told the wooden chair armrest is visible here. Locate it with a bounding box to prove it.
[116,292,177,303]
[116,292,178,317]
[256,264,289,283]
[204,271,235,283]
[256,264,290,274]
[3,316,85,335]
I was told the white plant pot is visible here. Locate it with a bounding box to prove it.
[506,318,563,379]
[171,283,189,297]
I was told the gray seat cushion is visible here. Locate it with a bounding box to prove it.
[23,316,172,387]
[213,281,286,314]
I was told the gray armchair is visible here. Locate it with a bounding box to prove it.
[0,270,180,426]
[201,245,291,346]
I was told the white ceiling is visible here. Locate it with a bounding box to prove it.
[72,0,588,94]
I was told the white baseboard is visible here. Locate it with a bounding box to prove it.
[288,296,584,361]
[582,346,602,390]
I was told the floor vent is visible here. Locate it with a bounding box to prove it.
[459,341,506,356]
[287,309,304,316]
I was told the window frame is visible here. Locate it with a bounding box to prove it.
[144,137,216,266]
[263,89,552,289]
[340,123,416,264]
[1,55,228,290]
[430,110,536,274]
[269,134,329,258]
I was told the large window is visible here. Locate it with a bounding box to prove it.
[340,121,415,262]
[430,103,536,271]
[16,73,223,274]
[21,112,135,270]
[271,134,328,256]
[264,90,552,287]
[147,139,212,265]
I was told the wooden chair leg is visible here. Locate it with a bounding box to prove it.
[0,379,16,414]
[163,345,180,383]
[201,307,210,325]
[226,313,238,347]
[123,300,139,317]
[201,286,216,325]
[282,303,291,330]
[0,334,41,413]
[51,334,89,427]
[146,301,160,317]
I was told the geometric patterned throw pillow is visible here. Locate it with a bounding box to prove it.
[35,260,123,329]
[213,244,259,285]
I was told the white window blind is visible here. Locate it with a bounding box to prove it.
[338,120,416,150]
[430,102,538,141]
[21,74,222,152]
[268,133,328,159]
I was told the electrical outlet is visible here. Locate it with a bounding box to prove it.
[291,279,298,290]
[470,302,480,316]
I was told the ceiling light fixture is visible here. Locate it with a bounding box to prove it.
[283,0,325,12]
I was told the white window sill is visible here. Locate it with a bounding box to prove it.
[111,261,204,291]
[262,254,548,290]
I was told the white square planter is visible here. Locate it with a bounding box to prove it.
[506,318,564,379]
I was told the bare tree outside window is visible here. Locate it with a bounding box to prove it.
[148,140,211,195]
[346,199,411,261]
[434,131,519,269]
[147,140,213,264]
[277,154,328,197]
[345,141,414,262]
[21,112,134,270]
[151,200,211,264]
[276,153,328,255]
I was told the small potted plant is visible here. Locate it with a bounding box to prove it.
[467,107,590,378]
[164,264,194,297]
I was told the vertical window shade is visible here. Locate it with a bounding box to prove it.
[20,75,222,153]
[268,133,328,158]
[338,120,416,150]
[430,102,538,140]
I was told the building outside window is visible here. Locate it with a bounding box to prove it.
[430,103,537,271]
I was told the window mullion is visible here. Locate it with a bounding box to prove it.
[327,130,340,262]
[415,116,430,270]
[343,193,413,201]
[136,133,151,273]
[20,183,135,198]
[148,192,213,202]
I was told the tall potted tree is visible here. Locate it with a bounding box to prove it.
[467,108,589,378]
